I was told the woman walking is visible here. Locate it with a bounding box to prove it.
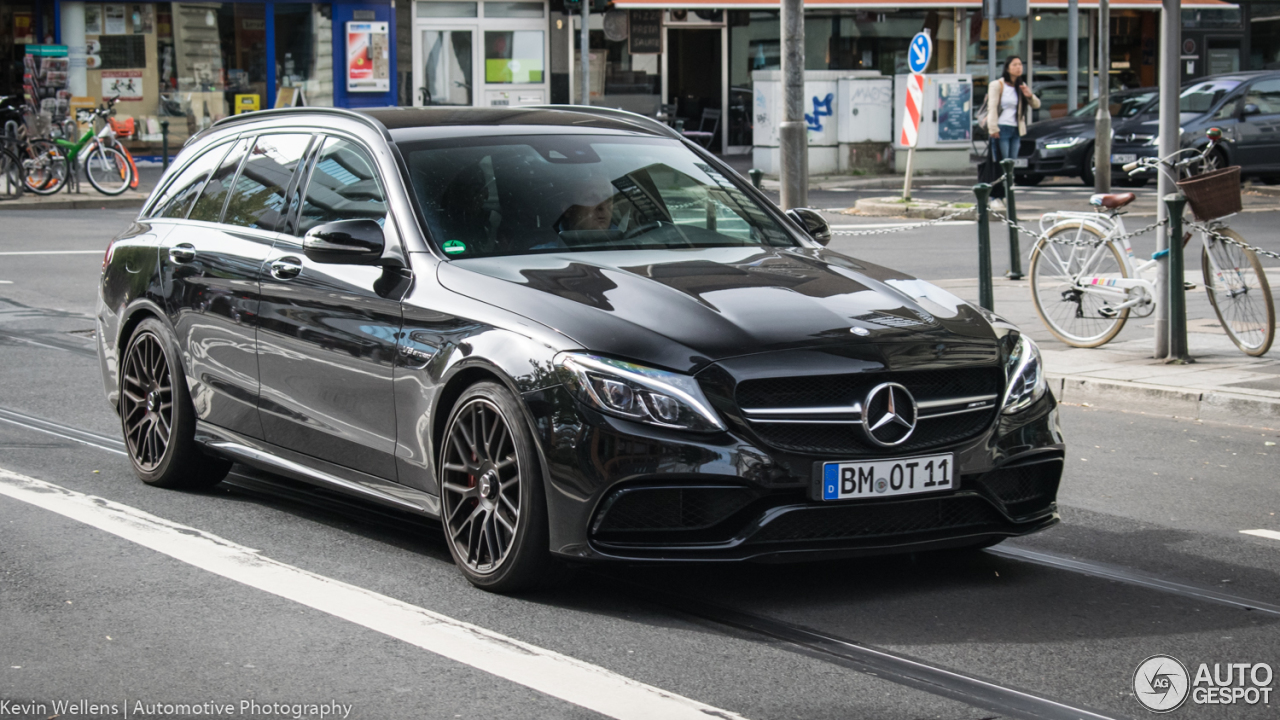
[986,56,1040,164]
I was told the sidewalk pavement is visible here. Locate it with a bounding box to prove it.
[935,273,1280,428]
[1,188,149,211]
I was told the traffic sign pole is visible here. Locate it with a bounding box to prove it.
[901,32,931,201]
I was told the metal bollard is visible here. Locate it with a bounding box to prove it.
[999,158,1024,280]
[1164,194,1193,363]
[749,168,763,190]
[974,183,995,311]
[160,120,170,172]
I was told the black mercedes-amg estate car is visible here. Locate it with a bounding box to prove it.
[97,106,1063,591]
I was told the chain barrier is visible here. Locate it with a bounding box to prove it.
[1189,221,1280,261]
[988,209,1168,249]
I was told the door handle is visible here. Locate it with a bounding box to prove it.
[168,243,196,263]
[270,256,303,280]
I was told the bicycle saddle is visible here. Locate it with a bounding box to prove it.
[1089,192,1136,209]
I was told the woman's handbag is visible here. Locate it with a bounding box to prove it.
[978,139,1006,200]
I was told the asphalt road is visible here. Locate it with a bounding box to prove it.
[2,208,1279,720]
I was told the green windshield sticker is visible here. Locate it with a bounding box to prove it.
[442,240,466,255]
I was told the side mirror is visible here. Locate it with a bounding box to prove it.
[1242,103,1261,118]
[786,207,832,246]
[302,219,386,265]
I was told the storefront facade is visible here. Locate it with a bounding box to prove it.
[7,0,397,155]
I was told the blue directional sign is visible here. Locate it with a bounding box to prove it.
[908,32,932,74]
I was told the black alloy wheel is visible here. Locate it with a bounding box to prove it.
[120,319,232,488]
[1080,146,1096,187]
[439,382,555,592]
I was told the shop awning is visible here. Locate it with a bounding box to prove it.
[612,0,1234,9]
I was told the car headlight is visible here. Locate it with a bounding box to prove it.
[1043,136,1086,150]
[555,353,726,432]
[1002,334,1048,415]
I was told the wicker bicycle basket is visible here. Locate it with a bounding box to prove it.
[1176,165,1242,221]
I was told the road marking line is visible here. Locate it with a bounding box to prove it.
[0,250,101,256]
[1241,529,1280,542]
[0,280,12,284]
[0,467,747,720]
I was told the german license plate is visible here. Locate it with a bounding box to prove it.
[818,453,954,501]
[1012,158,1029,168]
[1111,153,1137,164]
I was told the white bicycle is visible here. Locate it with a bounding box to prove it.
[1029,129,1275,356]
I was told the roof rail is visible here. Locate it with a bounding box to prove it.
[522,104,685,141]
[209,106,391,140]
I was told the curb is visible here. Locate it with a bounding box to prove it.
[1048,374,1280,427]
[850,197,978,219]
[759,174,975,192]
[1,192,149,212]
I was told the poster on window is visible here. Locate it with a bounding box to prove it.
[104,5,127,35]
[102,70,144,101]
[84,6,103,35]
[346,22,389,92]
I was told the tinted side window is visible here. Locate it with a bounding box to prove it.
[222,134,314,232]
[151,141,233,219]
[297,137,388,234]
[188,137,251,223]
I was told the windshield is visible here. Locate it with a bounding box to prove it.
[400,134,796,258]
[1180,80,1241,114]
[1069,91,1157,118]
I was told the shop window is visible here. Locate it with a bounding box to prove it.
[274,4,335,109]
[485,2,544,19]
[151,141,236,220]
[223,134,314,232]
[417,2,478,18]
[485,31,544,83]
[298,138,387,234]
[422,30,474,105]
[189,138,252,223]
[1182,9,1241,29]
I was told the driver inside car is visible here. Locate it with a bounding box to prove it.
[553,174,617,232]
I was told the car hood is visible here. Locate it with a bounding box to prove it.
[437,246,997,372]
[1024,114,1097,141]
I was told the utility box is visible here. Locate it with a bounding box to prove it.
[836,75,893,172]
[752,70,852,176]
[892,73,973,171]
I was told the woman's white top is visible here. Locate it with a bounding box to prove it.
[998,82,1019,126]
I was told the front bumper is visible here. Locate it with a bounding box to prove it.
[528,384,1064,563]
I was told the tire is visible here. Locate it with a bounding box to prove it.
[1080,145,1095,187]
[438,381,556,593]
[1029,222,1132,347]
[1017,174,1044,186]
[1201,231,1275,356]
[0,147,23,200]
[21,140,68,196]
[1119,176,1149,188]
[84,144,133,196]
[120,318,232,489]
[1198,147,1229,175]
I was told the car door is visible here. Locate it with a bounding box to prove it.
[1234,79,1280,170]
[256,134,408,480]
[157,135,278,439]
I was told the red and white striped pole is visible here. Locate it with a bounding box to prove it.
[901,72,924,201]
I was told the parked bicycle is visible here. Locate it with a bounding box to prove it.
[1028,128,1274,356]
[39,98,136,196]
[0,95,67,197]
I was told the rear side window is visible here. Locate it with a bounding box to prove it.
[188,137,251,223]
[222,133,314,232]
[150,141,233,219]
[297,137,387,234]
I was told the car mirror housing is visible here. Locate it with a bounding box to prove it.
[786,207,832,246]
[303,219,386,265]
[1242,103,1262,118]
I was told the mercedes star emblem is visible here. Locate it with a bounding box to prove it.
[861,382,918,447]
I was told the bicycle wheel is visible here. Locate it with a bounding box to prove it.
[84,144,133,196]
[1029,222,1132,347]
[0,147,22,200]
[21,139,68,195]
[1201,229,1275,356]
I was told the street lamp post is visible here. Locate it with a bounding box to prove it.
[1093,0,1111,192]
[779,0,807,210]
[1156,0,1181,358]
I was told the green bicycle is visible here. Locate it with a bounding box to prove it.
[41,102,135,196]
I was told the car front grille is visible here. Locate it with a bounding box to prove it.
[735,367,1004,456]
[972,456,1062,518]
[745,495,1004,545]
[592,486,756,542]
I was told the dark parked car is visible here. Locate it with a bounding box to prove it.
[1111,72,1280,184]
[97,106,1064,592]
[1014,88,1158,186]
